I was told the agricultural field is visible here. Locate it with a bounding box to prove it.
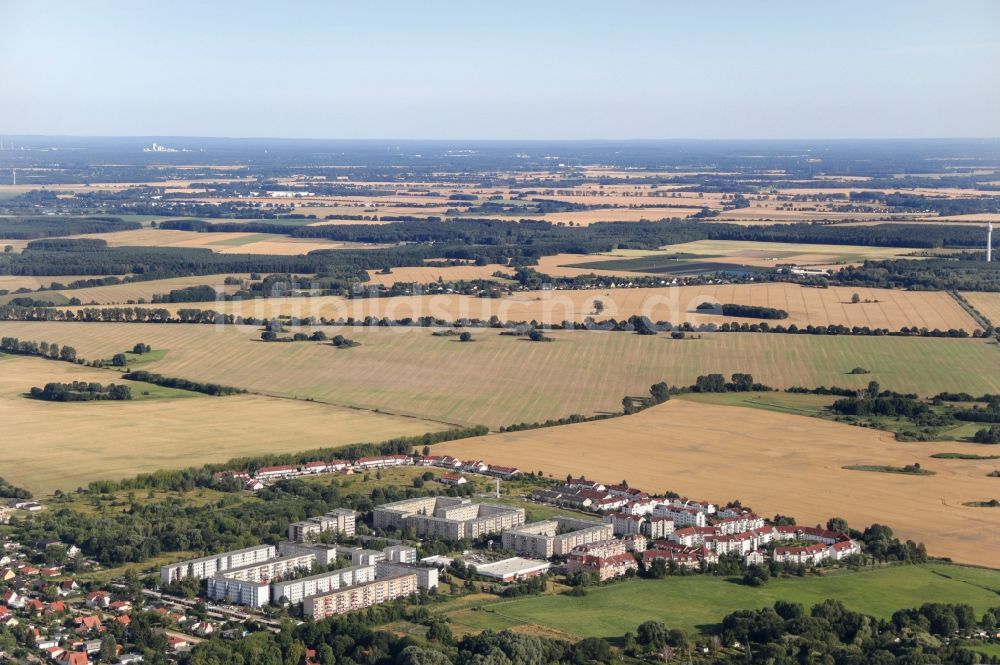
[0,274,121,292]
[64,228,377,254]
[435,564,1000,638]
[0,323,996,430]
[535,240,924,278]
[436,399,1000,567]
[961,291,1000,327]
[682,391,989,441]
[0,353,444,495]
[121,282,978,331]
[364,263,515,286]
[3,274,251,306]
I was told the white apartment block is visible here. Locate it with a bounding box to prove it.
[642,516,675,540]
[287,509,356,542]
[383,545,418,564]
[206,576,270,608]
[160,545,276,585]
[604,513,644,537]
[653,505,707,527]
[271,565,375,605]
[376,561,439,590]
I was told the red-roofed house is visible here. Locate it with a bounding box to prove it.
[567,551,638,581]
[255,464,300,480]
[85,591,111,608]
[57,651,89,665]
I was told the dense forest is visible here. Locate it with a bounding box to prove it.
[0,216,140,239]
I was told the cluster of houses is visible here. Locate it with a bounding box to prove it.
[517,477,862,576]
[214,453,522,493]
[0,536,209,664]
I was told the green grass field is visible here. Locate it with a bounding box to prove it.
[441,564,1000,638]
[680,392,991,441]
[0,322,996,428]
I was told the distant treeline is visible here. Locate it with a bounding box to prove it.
[0,216,140,240]
[121,370,245,396]
[3,219,998,295]
[849,191,1000,216]
[161,217,999,250]
[836,258,1000,292]
[0,304,989,340]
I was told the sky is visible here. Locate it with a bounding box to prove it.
[3,0,999,140]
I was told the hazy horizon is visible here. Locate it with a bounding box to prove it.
[4,0,1000,140]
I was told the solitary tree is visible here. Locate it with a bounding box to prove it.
[111,353,127,367]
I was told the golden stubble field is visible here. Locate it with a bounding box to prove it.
[0,354,444,495]
[0,323,996,430]
[114,282,976,331]
[66,229,365,255]
[50,274,250,305]
[961,292,1000,327]
[436,400,1000,568]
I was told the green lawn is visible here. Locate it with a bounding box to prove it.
[679,391,834,417]
[0,291,71,306]
[122,348,168,366]
[442,564,1000,638]
[680,391,991,442]
[967,644,1000,658]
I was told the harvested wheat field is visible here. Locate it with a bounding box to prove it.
[659,240,923,267]
[0,275,120,292]
[0,323,996,429]
[66,228,368,254]
[131,283,976,331]
[46,274,251,305]
[364,263,515,286]
[0,353,444,495]
[961,292,1000,327]
[435,400,1000,568]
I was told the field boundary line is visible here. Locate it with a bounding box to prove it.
[244,389,471,430]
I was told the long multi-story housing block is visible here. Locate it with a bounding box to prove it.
[205,553,316,608]
[303,573,418,619]
[501,518,613,559]
[160,545,276,585]
[271,565,375,605]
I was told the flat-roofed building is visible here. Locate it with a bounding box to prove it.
[474,557,550,583]
[376,561,439,590]
[278,541,340,567]
[205,553,316,607]
[501,518,613,559]
[271,565,375,605]
[303,573,418,619]
[287,509,356,542]
[159,545,276,585]
[373,497,524,540]
[218,553,315,584]
[383,545,417,564]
